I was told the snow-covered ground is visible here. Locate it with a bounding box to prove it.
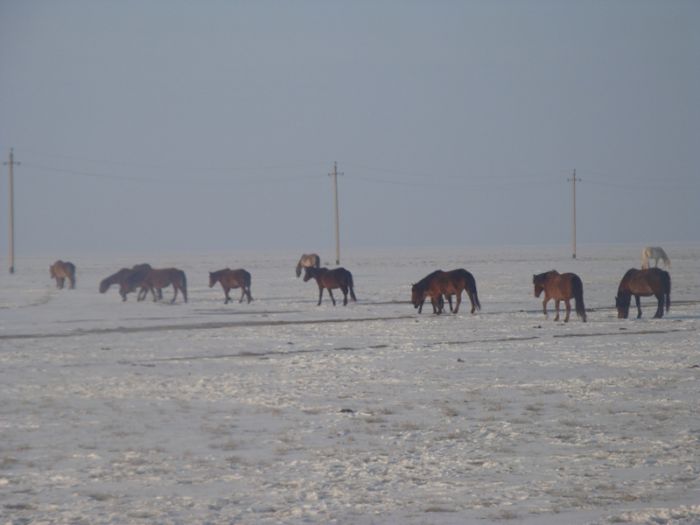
[1,244,699,524]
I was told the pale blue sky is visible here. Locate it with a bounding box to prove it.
[1,1,698,256]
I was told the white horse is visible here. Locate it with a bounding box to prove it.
[641,246,671,269]
[295,253,321,278]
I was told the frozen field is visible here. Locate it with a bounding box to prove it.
[1,244,699,524]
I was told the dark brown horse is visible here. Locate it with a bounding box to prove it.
[303,266,356,306]
[209,268,253,304]
[411,269,480,315]
[132,268,188,303]
[533,270,586,322]
[411,270,445,314]
[616,268,670,319]
[50,260,76,289]
[99,264,152,301]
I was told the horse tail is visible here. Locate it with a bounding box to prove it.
[663,270,671,312]
[467,273,481,311]
[295,261,302,278]
[348,270,357,301]
[245,270,253,301]
[180,270,188,303]
[571,274,587,322]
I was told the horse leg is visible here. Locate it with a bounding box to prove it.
[453,292,461,314]
[542,297,549,319]
[554,299,560,322]
[171,286,178,304]
[468,291,476,314]
[564,299,571,322]
[654,294,664,318]
[239,287,245,303]
[225,287,231,304]
[635,295,642,318]
[328,289,336,306]
[341,286,348,306]
[317,286,324,306]
[446,295,454,313]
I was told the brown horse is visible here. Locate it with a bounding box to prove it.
[411,270,445,314]
[132,268,188,303]
[99,264,153,301]
[50,260,76,289]
[296,253,321,278]
[209,268,253,304]
[411,269,481,315]
[616,268,670,319]
[303,266,356,306]
[533,270,587,322]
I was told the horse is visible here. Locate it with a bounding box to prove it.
[99,264,152,301]
[533,270,587,322]
[49,260,76,289]
[209,268,253,304]
[134,268,188,304]
[616,267,671,319]
[641,246,671,269]
[411,269,481,315]
[411,270,445,314]
[303,266,356,306]
[296,253,321,278]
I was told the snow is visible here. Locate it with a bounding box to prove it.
[1,244,699,524]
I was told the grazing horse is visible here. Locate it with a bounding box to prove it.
[296,253,321,278]
[616,268,671,319]
[135,268,188,303]
[411,270,445,314]
[533,270,587,322]
[209,268,253,304]
[411,269,481,315]
[303,266,356,306]
[641,246,671,269]
[50,260,76,289]
[99,264,152,301]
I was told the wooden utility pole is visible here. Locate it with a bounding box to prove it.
[568,169,581,259]
[3,148,20,273]
[329,161,343,264]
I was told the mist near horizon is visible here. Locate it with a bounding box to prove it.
[1,2,698,258]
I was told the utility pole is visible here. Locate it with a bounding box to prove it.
[568,169,581,259]
[329,161,343,265]
[3,148,20,274]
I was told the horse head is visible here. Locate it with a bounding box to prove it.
[615,294,630,319]
[303,267,314,282]
[208,272,218,288]
[411,283,425,308]
[99,278,110,293]
[533,274,544,297]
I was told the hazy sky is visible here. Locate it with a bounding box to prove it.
[1,1,698,257]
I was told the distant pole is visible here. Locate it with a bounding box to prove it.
[568,169,581,259]
[329,161,343,265]
[3,148,20,274]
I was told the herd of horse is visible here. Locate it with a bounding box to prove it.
[48,246,673,320]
